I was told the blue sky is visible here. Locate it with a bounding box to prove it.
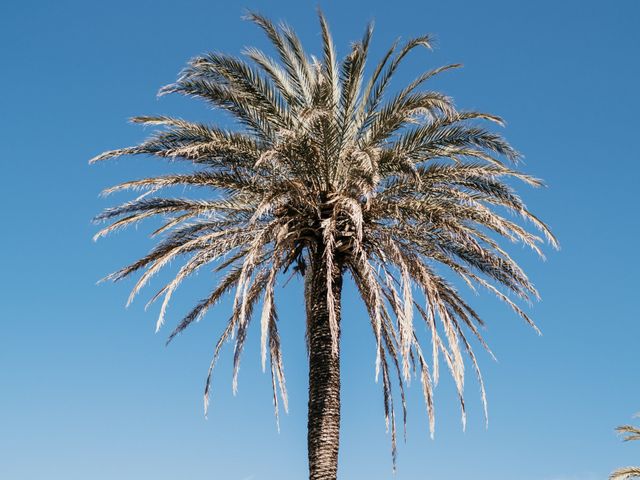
[1,0,639,479]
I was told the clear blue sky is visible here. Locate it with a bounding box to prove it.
[1,1,639,479]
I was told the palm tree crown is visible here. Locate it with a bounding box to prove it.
[92,10,556,473]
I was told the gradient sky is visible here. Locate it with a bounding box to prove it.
[2,1,639,479]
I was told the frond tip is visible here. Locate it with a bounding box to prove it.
[610,467,640,480]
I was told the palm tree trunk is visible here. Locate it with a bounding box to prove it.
[306,255,343,480]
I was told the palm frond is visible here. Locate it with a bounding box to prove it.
[610,414,640,479]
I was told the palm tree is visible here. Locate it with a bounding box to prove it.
[92,11,556,480]
[611,414,640,480]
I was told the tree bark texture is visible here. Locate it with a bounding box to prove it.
[306,256,343,480]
